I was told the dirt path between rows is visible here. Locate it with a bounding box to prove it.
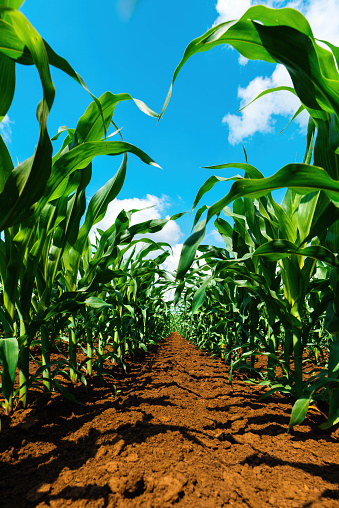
[0,332,338,507]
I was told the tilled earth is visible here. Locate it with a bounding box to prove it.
[0,332,338,507]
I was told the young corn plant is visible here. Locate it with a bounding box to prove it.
[0,1,100,413]
[164,5,339,429]
[0,2,179,413]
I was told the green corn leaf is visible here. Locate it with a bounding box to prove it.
[84,297,113,310]
[44,46,158,128]
[42,141,160,210]
[279,104,307,135]
[43,40,103,115]
[205,164,339,226]
[0,52,15,121]
[0,11,103,121]
[36,170,91,310]
[77,269,128,293]
[303,202,339,246]
[0,337,18,402]
[124,305,135,318]
[192,277,212,314]
[253,240,339,267]
[0,17,31,63]
[214,217,233,239]
[160,6,339,120]
[0,307,14,336]
[176,219,207,280]
[328,335,339,378]
[260,384,293,399]
[0,10,55,230]
[34,360,65,377]
[238,86,297,113]
[326,335,339,428]
[0,141,51,231]
[319,408,339,430]
[51,126,74,142]
[0,133,13,192]
[9,10,55,116]
[268,198,296,243]
[192,175,241,212]
[300,246,339,267]
[174,281,185,306]
[118,212,185,244]
[193,163,264,211]
[288,396,312,430]
[53,379,83,405]
[75,91,158,145]
[0,1,25,9]
[253,23,336,115]
[62,155,126,292]
[289,377,339,430]
[297,192,320,244]
[190,166,339,245]
[81,154,127,232]
[179,162,339,282]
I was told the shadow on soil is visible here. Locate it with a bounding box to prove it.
[0,336,338,507]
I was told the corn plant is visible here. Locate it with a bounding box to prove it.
[164,5,339,429]
[0,1,97,413]
[0,2,179,414]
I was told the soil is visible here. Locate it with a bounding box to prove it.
[0,332,338,508]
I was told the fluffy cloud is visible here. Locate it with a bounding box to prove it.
[0,115,14,144]
[214,0,339,143]
[214,0,261,25]
[208,229,225,245]
[162,243,183,275]
[223,65,309,144]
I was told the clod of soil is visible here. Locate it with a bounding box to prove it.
[0,332,338,507]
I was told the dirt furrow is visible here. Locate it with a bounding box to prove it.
[0,332,338,507]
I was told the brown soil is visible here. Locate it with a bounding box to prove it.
[0,332,338,508]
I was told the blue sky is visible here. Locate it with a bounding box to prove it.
[2,0,339,272]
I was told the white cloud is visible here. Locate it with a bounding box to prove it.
[162,243,183,274]
[214,0,261,25]
[238,55,249,66]
[208,229,225,245]
[214,0,339,143]
[0,115,14,144]
[223,64,309,144]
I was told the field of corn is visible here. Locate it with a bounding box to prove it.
[0,2,338,507]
